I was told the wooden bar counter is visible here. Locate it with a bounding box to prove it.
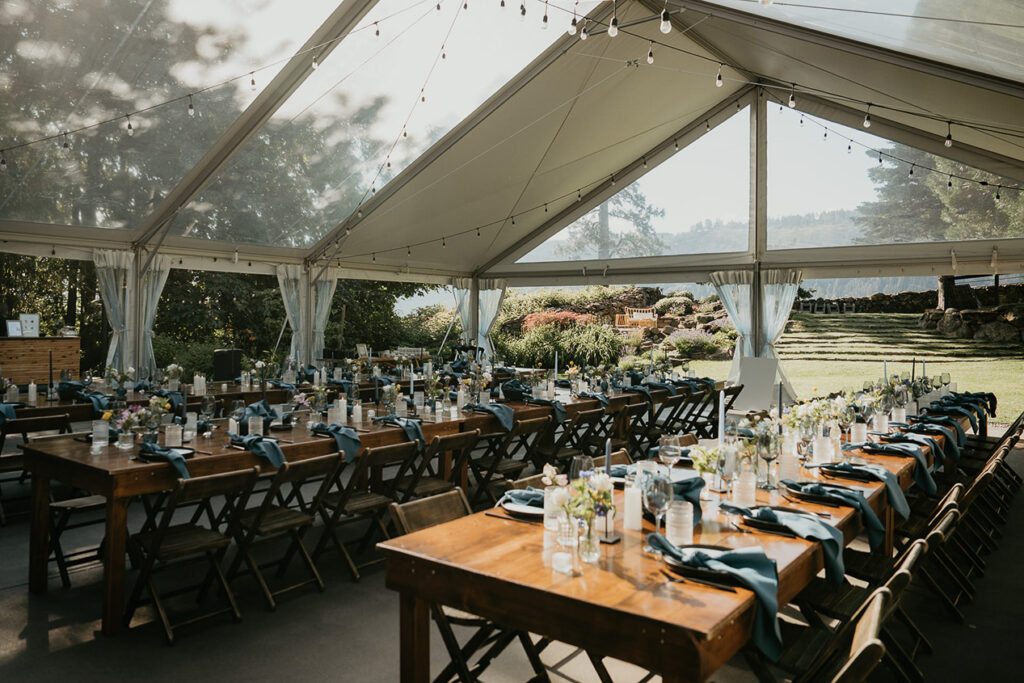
[0,337,80,385]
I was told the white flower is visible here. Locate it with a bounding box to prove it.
[255,361,266,369]
[549,486,569,506]
[590,472,613,493]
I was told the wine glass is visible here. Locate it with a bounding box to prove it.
[759,435,780,490]
[570,455,594,481]
[200,395,219,422]
[941,373,951,390]
[658,435,682,474]
[862,381,873,392]
[230,399,246,424]
[838,404,856,442]
[642,474,673,553]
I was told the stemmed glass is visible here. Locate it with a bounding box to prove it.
[758,435,780,490]
[642,474,673,554]
[941,373,951,390]
[200,395,219,427]
[570,455,594,481]
[657,434,682,475]
[838,404,856,442]
[230,399,246,425]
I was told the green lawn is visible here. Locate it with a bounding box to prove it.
[688,314,1024,425]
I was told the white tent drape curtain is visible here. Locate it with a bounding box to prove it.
[312,268,339,364]
[277,264,309,366]
[709,270,755,382]
[451,277,507,359]
[761,268,802,402]
[93,249,134,371]
[139,255,172,379]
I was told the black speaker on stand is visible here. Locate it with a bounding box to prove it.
[213,348,241,382]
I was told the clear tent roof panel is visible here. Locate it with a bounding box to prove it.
[0,0,340,230]
[702,0,1024,84]
[177,1,602,248]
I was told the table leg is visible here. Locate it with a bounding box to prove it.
[883,506,895,558]
[400,590,430,683]
[101,496,129,636]
[28,473,50,595]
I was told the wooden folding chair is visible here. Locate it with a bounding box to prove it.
[124,467,260,644]
[389,488,548,683]
[467,416,550,507]
[534,408,604,468]
[396,430,480,502]
[1,413,72,525]
[313,441,419,580]
[227,453,343,610]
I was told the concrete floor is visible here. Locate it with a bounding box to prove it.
[0,436,1019,682]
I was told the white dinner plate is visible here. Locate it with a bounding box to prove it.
[501,502,545,518]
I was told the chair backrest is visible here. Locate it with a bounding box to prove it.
[152,467,260,545]
[927,482,963,527]
[390,488,472,535]
[626,307,656,320]
[511,473,547,490]
[678,433,698,447]
[923,509,960,549]
[552,407,605,452]
[721,384,744,413]
[593,448,632,469]
[883,540,927,607]
[3,413,72,438]
[405,429,481,500]
[829,588,889,683]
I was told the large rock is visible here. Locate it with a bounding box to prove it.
[696,314,716,324]
[918,310,942,330]
[960,309,1001,326]
[975,321,1021,343]
[936,309,963,336]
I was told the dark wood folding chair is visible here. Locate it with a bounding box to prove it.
[1,413,72,525]
[395,430,480,503]
[389,488,548,683]
[313,441,419,580]
[632,393,688,453]
[593,448,633,470]
[534,408,604,468]
[124,467,260,644]
[226,453,343,610]
[467,416,550,507]
[686,389,720,439]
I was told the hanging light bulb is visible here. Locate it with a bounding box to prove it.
[568,12,577,35]
[544,203,549,213]
[579,20,588,39]
[407,245,411,255]
[847,143,852,154]
[647,42,654,65]
[788,88,796,108]
[878,152,883,164]
[372,253,376,262]
[995,186,1001,203]
[187,94,195,117]
[944,121,953,148]
[437,2,442,9]
[311,56,319,70]
[863,105,871,128]
[62,132,70,149]
[799,114,803,126]
[823,130,828,141]
[577,189,582,200]
[520,2,526,20]
[250,73,257,91]
[948,174,953,189]
[357,210,363,218]
[715,64,723,87]
[642,157,647,169]
[705,120,710,132]
[542,0,548,28]
[909,164,914,177]
[1,153,6,170]
[674,139,678,151]
[511,215,515,225]
[610,174,616,185]
[375,22,380,37]
[126,115,134,136]
[442,236,446,248]
[660,7,671,34]
[608,15,618,37]
[476,227,481,237]
[345,226,352,236]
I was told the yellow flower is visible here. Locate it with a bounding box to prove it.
[101,410,112,421]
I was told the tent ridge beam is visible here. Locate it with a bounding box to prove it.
[305,2,619,264]
[476,86,758,275]
[131,0,381,250]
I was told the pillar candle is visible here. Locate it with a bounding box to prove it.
[717,389,726,449]
[606,438,612,475]
[554,351,558,377]
[883,360,887,382]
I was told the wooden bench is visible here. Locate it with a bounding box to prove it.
[614,307,659,328]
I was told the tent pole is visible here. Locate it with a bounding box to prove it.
[272,316,288,361]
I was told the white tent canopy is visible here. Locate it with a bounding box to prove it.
[1,0,1023,369]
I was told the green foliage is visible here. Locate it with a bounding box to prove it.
[497,286,623,322]
[395,304,461,350]
[495,323,622,368]
[620,328,645,355]
[152,335,218,377]
[699,293,720,304]
[654,296,694,315]
[665,328,719,359]
[553,186,668,260]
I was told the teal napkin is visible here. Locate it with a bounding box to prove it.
[501,379,532,402]
[722,503,845,587]
[673,476,705,525]
[844,441,936,496]
[138,441,190,479]
[903,422,960,461]
[496,487,545,508]
[311,422,362,463]
[781,478,885,550]
[645,381,677,395]
[57,380,85,401]
[820,462,910,520]
[0,403,16,427]
[647,535,782,660]
[910,414,966,447]
[373,415,425,450]
[937,396,987,432]
[878,431,944,465]
[465,403,514,431]
[956,391,996,416]
[268,379,297,392]
[151,389,184,413]
[577,391,609,408]
[525,396,566,424]
[76,391,110,418]
[926,404,977,432]
[616,383,654,406]
[228,432,285,468]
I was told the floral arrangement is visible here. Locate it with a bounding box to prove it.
[1,377,12,390]
[105,365,136,385]
[148,396,172,418]
[292,392,311,408]
[566,362,580,378]
[690,445,721,474]
[784,395,849,432]
[164,363,183,381]
[380,383,398,408]
[283,357,297,372]
[541,462,568,488]
[253,359,267,381]
[561,470,615,523]
[424,371,448,400]
[114,404,149,431]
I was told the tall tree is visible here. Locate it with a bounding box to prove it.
[554,185,667,260]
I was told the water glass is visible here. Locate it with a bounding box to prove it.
[248,416,263,437]
[91,419,109,448]
[543,485,566,531]
[557,516,578,547]
[665,500,694,546]
[165,423,183,448]
[569,455,594,481]
[658,435,682,472]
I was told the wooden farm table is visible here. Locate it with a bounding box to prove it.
[22,391,645,636]
[379,419,963,682]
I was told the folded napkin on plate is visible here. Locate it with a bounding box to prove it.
[843,441,936,496]
[615,383,654,406]
[501,380,532,402]
[151,389,184,413]
[577,392,609,408]
[76,391,110,418]
[227,432,285,468]
[609,464,630,478]
[820,462,910,520]
[373,415,425,450]
[878,431,944,465]
[910,414,966,447]
[0,403,17,426]
[57,380,86,401]
[644,381,677,396]
[311,422,362,462]
[901,422,960,461]
[722,503,845,587]
[465,403,514,431]
[267,379,297,392]
[137,441,190,479]
[781,478,885,550]
[495,486,545,508]
[525,396,566,424]
[646,535,782,660]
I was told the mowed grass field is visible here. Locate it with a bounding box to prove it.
[688,313,1024,424]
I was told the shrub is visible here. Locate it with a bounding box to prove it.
[666,328,719,359]
[699,293,720,304]
[713,330,738,352]
[707,317,735,332]
[620,328,645,355]
[152,335,218,377]
[654,296,694,316]
[494,322,622,368]
[396,304,461,349]
[562,322,623,366]
[522,310,595,331]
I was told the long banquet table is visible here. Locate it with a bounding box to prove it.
[378,419,961,682]
[22,391,653,636]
